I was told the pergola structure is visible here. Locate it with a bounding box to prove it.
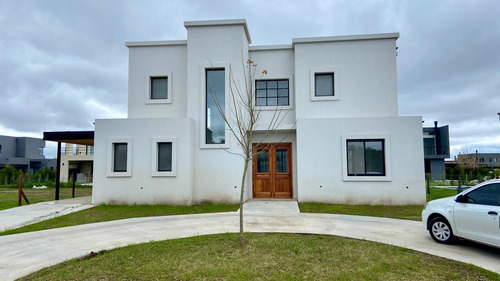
[43,131,94,200]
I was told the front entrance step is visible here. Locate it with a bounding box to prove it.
[239,199,300,215]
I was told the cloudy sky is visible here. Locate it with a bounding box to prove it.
[0,0,499,158]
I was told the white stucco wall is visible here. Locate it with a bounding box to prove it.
[296,116,426,205]
[127,43,188,119]
[93,118,194,205]
[294,37,399,119]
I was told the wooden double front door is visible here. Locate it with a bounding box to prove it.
[252,143,293,198]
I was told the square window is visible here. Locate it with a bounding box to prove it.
[255,79,289,106]
[315,73,334,97]
[151,77,168,99]
[113,143,128,172]
[347,139,385,176]
[157,142,172,172]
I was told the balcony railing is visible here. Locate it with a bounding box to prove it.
[424,146,449,156]
[61,146,94,156]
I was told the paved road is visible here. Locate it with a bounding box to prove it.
[1,211,499,280]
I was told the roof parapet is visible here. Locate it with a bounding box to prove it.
[292,33,399,45]
[184,19,251,44]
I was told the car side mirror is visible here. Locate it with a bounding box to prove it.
[455,194,467,203]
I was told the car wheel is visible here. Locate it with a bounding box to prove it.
[429,217,454,244]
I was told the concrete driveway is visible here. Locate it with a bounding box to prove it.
[0,201,499,280]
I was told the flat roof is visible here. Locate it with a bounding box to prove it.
[43,131,94,146]
[292,33,399,45]
[125,40,187,48]
[184,19,251,44]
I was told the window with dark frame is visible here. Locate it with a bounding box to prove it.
[157,142,173,172]
[150,77,168,99]
[256,79,289,106]
[347,139,385,176]
[315,73,334,97]
[113,143,128,172]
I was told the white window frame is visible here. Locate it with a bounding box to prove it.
[151,137,177,177]
[341,135,392,182]
[144,72,172,104]
[310,68,339,101]
[255,77,294,111]
[107,138,132,177]
[200,63,230,149]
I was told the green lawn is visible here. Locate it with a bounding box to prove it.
[0,186,92,211]
[20,233,500,281]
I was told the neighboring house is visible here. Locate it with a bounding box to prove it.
[423,122,450,179]
[0,135,56,173]
[456,152,500,169]
[93,19,425,206]
[59,143,94,183]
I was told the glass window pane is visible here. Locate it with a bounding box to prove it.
[256,81,266,89]
[267,97,278,106]
[113,143,127,172]
[276,149,288,173]
[257,89,267,98]
[158,142,172,172]
[267,81,277,88]
[256,98,267,106]
[151,77,168,99]
[347,141,364,175]
[206,69,225,144]
[467,184,500,206]
[257,150,269,173]
[278,80,288,88]
[315,73,334,96]
[267,89,277,97]
[278,88,288,97]
[365,141,384,175]
[278,97,289,106]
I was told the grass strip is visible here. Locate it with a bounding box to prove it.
[0,187,92,211]
[20,233,500,281]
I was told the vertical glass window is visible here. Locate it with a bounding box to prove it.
[113,143,128,172]
[315,73,334,96]
[157,142,172,172]
[255,79,289,106]
[206,69,225,144]
[347,140,385,176]
[151,77,168,99]
[257,150,269,173]
[276,149,288,173]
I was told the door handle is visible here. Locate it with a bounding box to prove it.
[488,211,498,216]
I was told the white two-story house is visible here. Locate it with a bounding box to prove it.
[93,19,426,206]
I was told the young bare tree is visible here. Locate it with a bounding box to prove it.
[456,146,477,170]
[209,59,286,246]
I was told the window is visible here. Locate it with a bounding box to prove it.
[158,142,172,172]
[0,145,2,154]
[107,138,132,177]
[257,149,269,173]
[152,138,177,177]
[206,69,225,145]
[276,149,288,173]
[347,139,385,176]
[150,77,168,100]
[315,73,334,97]
[465,183,500,206]
[113,143,128,172]
[255,79,289,106]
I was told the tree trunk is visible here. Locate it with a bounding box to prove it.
[239,158,250,246]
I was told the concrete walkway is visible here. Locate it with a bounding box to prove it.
[0,196,95,232]
[0,200,499,280]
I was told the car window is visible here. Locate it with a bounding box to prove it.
[466,183,500,206]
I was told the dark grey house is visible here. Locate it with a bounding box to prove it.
[0,135,56,173]
[423,122,450,179]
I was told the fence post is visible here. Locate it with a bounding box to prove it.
[426,177,430,195]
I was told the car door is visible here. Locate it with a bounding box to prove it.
[453,183,500,246]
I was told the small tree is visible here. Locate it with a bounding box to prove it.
[210,59,286,246]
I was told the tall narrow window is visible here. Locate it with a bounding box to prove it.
[151,77,168,99]
[157,142,172,172]
[257,149,269,173]
[347,140,385,176]
[113,143,128,172]
[206,69,225,144]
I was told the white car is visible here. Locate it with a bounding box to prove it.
[422,179,500,248]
